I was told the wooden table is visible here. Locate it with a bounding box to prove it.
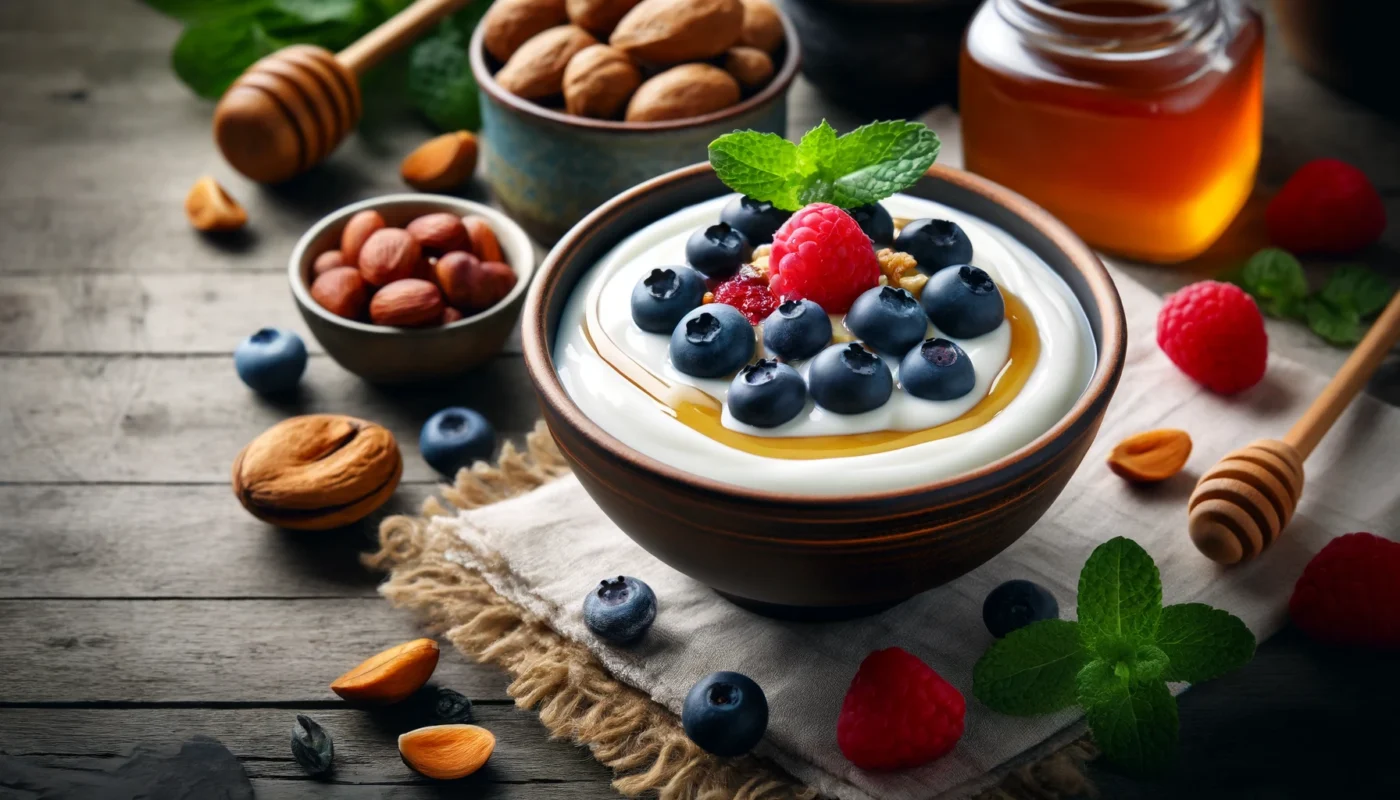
[1,2,1396,798]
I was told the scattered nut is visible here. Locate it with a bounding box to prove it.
[184,176,247,232]
[340,209,386,267]
[877,248,919,283]
[463,216,505,263]
[310,267,370,320]
[626,63,740,122]
[1107,428,1193,483]
[482,0,569,62]
[369,278,446,327]
[899,273,929,295]
[398,724,495,780]
[611,0,743,64]
[406,213,470,253]
[563,44,641,118]
[567,0,642,37]
[358,228,422,287]
[401,131,479,192]
[291,714,334,778]
[312,249,347,276]
[496,24,599,99]
[331,638,440,705]
[738,0,783,53]
[723,46,773,91]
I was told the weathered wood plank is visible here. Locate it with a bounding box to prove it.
[0,355,541,484]
[0,599,510,702]
[251,781,616,799]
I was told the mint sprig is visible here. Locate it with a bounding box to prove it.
[709,120,941,211]
[973,537,1255,775]
[1229,248,1395,346]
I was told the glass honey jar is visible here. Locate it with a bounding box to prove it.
[960,0,1264,263]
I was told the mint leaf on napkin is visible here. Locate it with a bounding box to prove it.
[1319,264,1394,318]
[1077,536,1162,649]
[1230,248,1394,347]
[1237,248,1308,318]
[972,619,1087,715]
[1154,603,1255,683]
[1080,671,1179,775]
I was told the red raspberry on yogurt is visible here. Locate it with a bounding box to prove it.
[769,203,880,313]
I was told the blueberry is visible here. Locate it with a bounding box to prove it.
[583,576,657,645]
[896,218,974,274]
[807,343,893,414]
[631,266,706,333]
[419,407,496,476]
[727,359,807,428]
[720,196,791,246]
[848,203,894,246]
[234,327,307,395]
[682,671,768,757]
[982,579,1059,638]
[669,304,755,378]
[685,222,753,279]
[844,286,927,356]
[763,299,831,361]
[921,265,1005,339]
[900,338,975,401]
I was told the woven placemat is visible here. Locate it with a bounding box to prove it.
[365,421,1098,799]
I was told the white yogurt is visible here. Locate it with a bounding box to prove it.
[555,194,1096,495]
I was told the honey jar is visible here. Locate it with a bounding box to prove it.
[960,0,1264,263]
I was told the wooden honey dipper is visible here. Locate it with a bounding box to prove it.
[1189,289,1400,564]
[213,0,471,184]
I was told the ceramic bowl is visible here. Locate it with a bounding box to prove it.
[289,195,535,384]
[468,12,801,244]
[522,165,1126,619]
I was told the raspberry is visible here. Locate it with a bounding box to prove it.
[1290,533,1400,650]
[837,647,965,771]
[1266,159,1386,255]
[712,274,777,325]
[1156,281,1267,394]
[769,203,880,313]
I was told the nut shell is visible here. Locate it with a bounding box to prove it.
[331,638,440,704]
[406,213,470,253]
[358,228,422,287]
[1107,428,1193,482]
[496,24,599,99]
[231,414,402,530]
[626,63,740,122]
[341,210,386,267]
[370,278,446,327]
[482,0,569,62]
[310,266,370,320]
[563,44,641,118]
[185,176,247,232]
[610,0,743,64]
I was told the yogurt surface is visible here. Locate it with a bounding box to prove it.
[555,193,1096,495]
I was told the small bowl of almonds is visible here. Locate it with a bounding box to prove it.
[289,195,534,384]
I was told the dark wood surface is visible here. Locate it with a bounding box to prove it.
[0,1,1396,798]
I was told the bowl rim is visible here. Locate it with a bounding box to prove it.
[288,194,536,336]
[469,9,802,134]
[522,163,1127,505]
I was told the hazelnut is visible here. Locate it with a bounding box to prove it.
[462,216,504,263]
[467,261,519,311]
[340,209,386,266]
[723,46,773,91]
[370,279,446,327]
[310,267,370,320]
[358,228,422,287]
[738,0,784,53]
[432,250,484,308]
[406,213,470,253]
[312,249,347,276]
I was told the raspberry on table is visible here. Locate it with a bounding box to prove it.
[837,647,965,771]
[1290,532,1400,650]
[1266,158,1386,255]
[769,203,880,314]
[1156,280,1267,395]
[712,274,778,325]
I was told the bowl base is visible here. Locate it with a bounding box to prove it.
[715,590,906,622]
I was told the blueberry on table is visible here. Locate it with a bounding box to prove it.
[720,196,791,246]
[808,343,893,414]
[234,327,307,395]
[982,579,1059,638]
[669,304,755,378]
[848,202,894,246]
[631,266,706,333]
[921,265,1005,339]
[896,218,974,274]
[844,285,928,356]
[682,671,769,757]
[419,407,496,476]
[727,359,807,428]
[583,576,657,645]
[685,222,753,279]
[900,338,975,401]
[763,298,831,361]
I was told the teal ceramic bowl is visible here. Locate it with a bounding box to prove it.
[469,15,800,244]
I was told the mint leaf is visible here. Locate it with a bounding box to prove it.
[273,0,362,24]
[172,18,279,98]
[1077,537,1162,651]
[1081,672,1178,774]
[709,131,803,210]
[1320,264,1394,318]
[973,619,1088,715]
[407,20,480,131]
[827,121,940,208]
[143,0,268,23]
[794,120,838,207]
[1154,603,1255,683]
[1303,296,1363,345]
[1239,248,1308,319]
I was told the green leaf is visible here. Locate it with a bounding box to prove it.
[1238,247,1308,319]
[1319,264,1394,318]
[1077,537,1162,651]
[1079,667,1179,774]
[973,619,1089,715]
[1303,296,1363,345]
[1154,603,1255,683]
[709,131,803,210]
[142,0,268,23]
[793,120,838,206]
[272,0,362,24]
[827,121,941,208]
[171,18,280,99]
[407,22,480,131]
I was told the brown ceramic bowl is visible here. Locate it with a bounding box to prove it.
[522,165,1125,618]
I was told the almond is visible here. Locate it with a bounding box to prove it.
[442,306,465,324]
[369,279,445,328]
[610,0,743,64]
[330,638,440,704]
[1107,428,1193,483]
[738,0,783,53]
[340,209,386,267]
[482,0,569,62]
[496,25,599,100]
[432,250,483,308]
[358,228,422,287]
[469,261,520,311]
[312,249,347,276]
[310,266,369,320]
[400,131,478,192]
[567,0,642,37]
[625,63,740,122]
[723,46,773,91]
[406,213,469,253]
[184,176,247,232]
[398,724,495,780]
[462,216,505,263]
[563,44,641,118]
